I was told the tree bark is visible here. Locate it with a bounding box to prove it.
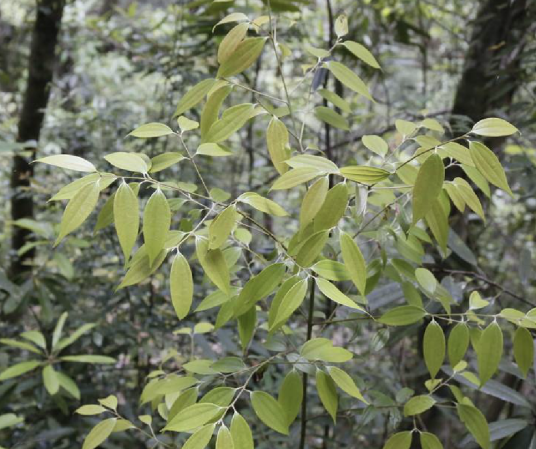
[10,0,65,280]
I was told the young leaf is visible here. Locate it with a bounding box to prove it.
[114,183,139,262]
[35,154,96,173]
[201,84,233,140]
[230,413,253,449]
[342,41,381,69]
[197,239,230,295]
[471,118,518,137]
[340,232,366,296]
[513,327,534,378]
[143,189,171,266]
[266,117,290,174]
[327,61,373,101]
[327,366,368,403]
[55,181,100,246]
[104,152,148,173]
[315,278,363,310]
[477,322,503,387]
[128,122,173,138]
[82,418,117,449]
[209,205,237,249]
[217,37,267,78]
[456,404,490,449]
[149,152,185,173]
[250,391,289,435]
[412,153,445,224]
[448,322,470,367]
[75,405,107,416]
[469,141,512,195]
[278,370,303,426]
[423,321,445,379]
[334,14,348,36]
[174,78,216,117]
[378,306,426,326]
[404,395,436,416]
[316,370,338,423]
[216,426,234,449]
[170,253,193,320]
[218,22,249,64]
[362,135,388,157]
[383,432,412,449]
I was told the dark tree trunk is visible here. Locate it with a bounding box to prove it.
[10,0,65,280]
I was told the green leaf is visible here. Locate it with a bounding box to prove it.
[174,78,216,117]
[197,239,230,295]
[457,404,490,449]
[469,141,512,195]
[143,189,171,266]
[55,323,96,352]
[104,152,148,173]
[340,166,390,184]
[270,279,308,331]
[301,338,353,362]
[513,327,533,378]
[268,276,301,328]
[230,414,253,449]
[42,365,59,395]
[448,323,470,367]
[201,84,233,140]
[217,37,267,78]
[396,119,417,136]
[342,41,381,69]
[35,154,96,172]
[299,177,329,231]
[404,395,436,416]
[311,260,350,281]
[469,291,489,310]
[317,89,351,113]
[21,331,46,350]
[295,231,329,267]
[378,306,426,326]
[205,103,255,143]
[362,135,388,157]
[238,192,289,216]
[76,405,108,416]
[114,183,139,262]
[314,106,349,130]
[327,61,373,101]
[471,118,518,137]
[340,232,366,296]
[170,253,193,320]
[383,432,412,449]
[149,152,185,173]
[425,197,449,252]
[209,205,237,249]
[278,370,303,426]
[218,22,249,64]
[412,153,444,224]
[234,263,286,316]
[216,426,234,449]
[314,183,348,232]
[250,391,289,435]
[423,321,445,379]
[238,306,256,349]
[0,338,41,354]
[51,312,68,351]
[477,322,503,387]
[266,117,290,174]
[61,355,115,364]
[316,278,363,310]
[128,122,173,138]
[0,413,23,431]
[453,178,485,221]
[0,360,41,380]
[117,245,167,289]
[211,358,245,374]
[420,432,443,449]
[271,167,320,190]
[316,370,338,423]
[214,12,249,29]
[327,366,368,403]
[56,372,81,399]
[82,418,117,449]
[415,268,437,294]
[196,143,232,157]
[178,116,199,132]
[334,14,348,36]
[182,424,216,449]
[55,181,100,246]
[165,403,222,432]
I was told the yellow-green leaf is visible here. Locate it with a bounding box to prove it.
[238,192,288,216]
[340,166,390,184]
[174,78,216,117]
[412,153,444,224]
[250,391,289,435]
[278,370,303,426]
[114,182,139,262]
[471,118,518,137]
[216,426,234,449]
[314,183,348,231]
[362,135,388,157]
[328,366,368,403]
[82,418,117,449]
[230,413,253,449]
[317,88,351,113]
[423,321,445,379]
[170,253,193,320]
[342,41,380,69]
[209,205,237,249]
[182,424,216,449]
[311,260,350,281]
[470,141,512,195]
[378,306,426,326]
[165,403,221,432]
[340,232,366,295]
[270,279,308,331]
[327,61,373,101]
[316,370,338,423]
[314,106,349,130]
[42,365,59,395]
[143,189,171,266]
[149,152,185,173]
[205,103,255,143]
[300,177,329,231]
[217,37,267,78]
[266,117,290,174]
[448,322,469,367]
[218,23,249,64]
[456,404,490,449]
[383,432,412,449]
[35,154,96,173]
[272,167,320,190]
[55,181,100,246]
[296,231,329,267]
[316,278,363,310]
[128,122,173,138]
[104,152,148,173]
[420,432,443,449]
[197,239,230,295]
[404,395,436,416]
[117,246,167,289]
[75,405,107,416]
[200,84,233,140]
[477,322,503,387]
